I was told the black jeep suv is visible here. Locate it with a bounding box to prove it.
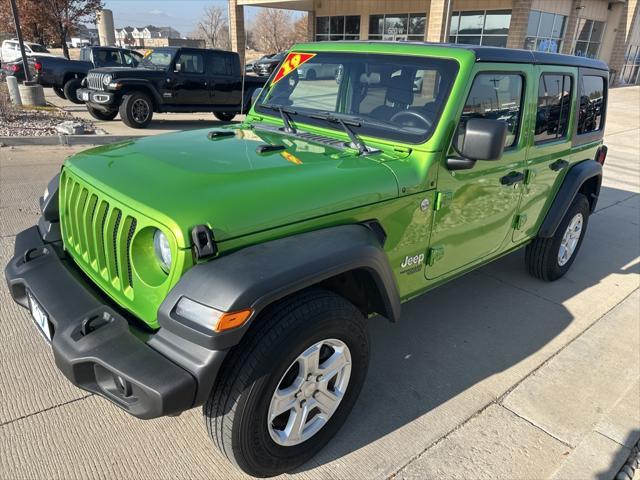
[77,47,266,128]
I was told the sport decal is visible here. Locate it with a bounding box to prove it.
[272,52,316,85]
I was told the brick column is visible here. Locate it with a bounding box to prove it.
[229,0,245,64]
[561,0,583,55]
[307,10,315,41]
[426,0,448,43]
[506,0,532,49]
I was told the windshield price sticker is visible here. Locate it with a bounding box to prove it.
[272,52,316,85]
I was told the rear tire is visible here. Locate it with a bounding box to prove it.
[203,289,370,477]
[119,92,153,129]
[214,112,236,122]
[87,106,118,121]
[525,193,590,281]
[53,86,66,99]
[63,78,83,104]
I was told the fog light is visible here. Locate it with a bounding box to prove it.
[175,297,252,332]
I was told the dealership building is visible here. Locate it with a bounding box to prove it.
[229,0,640,85]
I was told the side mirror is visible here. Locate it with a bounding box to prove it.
[447,118,508,170]
[251,87,262,107]
[174,62,183,73]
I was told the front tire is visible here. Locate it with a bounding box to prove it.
[214,112,236,122]
[63,78,83,104]
[525,193,590,281]
[203,289,370,477]
[87,106,118,121]
[119,92,153,129]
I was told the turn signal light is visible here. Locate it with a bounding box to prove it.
[175,297,253,333]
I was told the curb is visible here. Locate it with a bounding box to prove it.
[0,135,142,147]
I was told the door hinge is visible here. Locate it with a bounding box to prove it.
[514,214,528,231]
[524,168,537,185]
[434,191,453,211]
[393,146,412,158]
[427,246,445,266]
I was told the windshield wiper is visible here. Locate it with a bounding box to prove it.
[261,104,297,134]
[310,112,371,155]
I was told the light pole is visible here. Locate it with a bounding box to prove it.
[8,0,32,83]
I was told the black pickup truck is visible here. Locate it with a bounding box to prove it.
[34,46,142,104]
[77,47,266,128]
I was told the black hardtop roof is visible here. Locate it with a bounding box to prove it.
[328,41,609,71]
[143,46,234,54]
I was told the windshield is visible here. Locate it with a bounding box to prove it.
[255,52,458,144]
[140,49,175,69]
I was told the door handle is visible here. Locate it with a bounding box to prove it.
[501,171,525,186]
[550,159,569,171]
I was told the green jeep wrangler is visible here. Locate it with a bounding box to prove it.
[6,42,608,477]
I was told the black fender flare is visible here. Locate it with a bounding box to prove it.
[118,80,163,107]
[538,159,602,238]
[157,224,401,351]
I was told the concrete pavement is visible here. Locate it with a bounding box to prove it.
[43,88,243,137]
[0,86,638,480]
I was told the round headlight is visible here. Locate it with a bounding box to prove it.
[102,74,113,85]
[153,229,172,273]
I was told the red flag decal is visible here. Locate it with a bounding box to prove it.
[272,52,316,85]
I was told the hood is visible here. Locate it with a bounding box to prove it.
[64,126,399,248]
[89,66,165,77]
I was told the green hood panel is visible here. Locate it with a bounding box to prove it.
[64,127,399,248]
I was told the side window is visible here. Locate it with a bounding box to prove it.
[577,75,605,134]
[208,54,229,75]
[461,73,524,148]
[535,74,573,144]
[177,53,204,74]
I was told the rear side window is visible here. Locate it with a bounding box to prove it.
[535,74,573,144]
[208,54,230,75]
[461,73,524,148]
[577,75,605,134]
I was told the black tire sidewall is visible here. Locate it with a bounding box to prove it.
[53,86,66,99]
[214,112,235,122]
[120,92,153,128]
[87,106,117,121]
[63,78,83,104]
[232,298,369,476]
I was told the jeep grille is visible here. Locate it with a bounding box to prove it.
[87,72,107,91]
[60,170,137,296]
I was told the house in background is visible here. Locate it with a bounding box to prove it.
[114,25,202,49]
[228,0,640,85]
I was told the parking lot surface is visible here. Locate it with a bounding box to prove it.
[0,86,638,480]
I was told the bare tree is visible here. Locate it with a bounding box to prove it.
[40,0,104,59]
[251,8,294,53]
[192,5,230,50]
[292,14,309,43]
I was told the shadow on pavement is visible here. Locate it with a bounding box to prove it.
[599,430,640,480]
[288,185,640,471]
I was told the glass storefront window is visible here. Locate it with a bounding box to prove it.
[316,15,361,41]
[449,10,511,48]
[368,13,426,41]
[525,10,566,53]
[619,45,640,85]
[573,19,606,59]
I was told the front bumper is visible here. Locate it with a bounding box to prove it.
[77,88,116,109]
[5,225,227,419]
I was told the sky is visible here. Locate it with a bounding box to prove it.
[102,0,291,36]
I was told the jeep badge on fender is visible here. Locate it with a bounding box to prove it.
[5,42,608,477]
